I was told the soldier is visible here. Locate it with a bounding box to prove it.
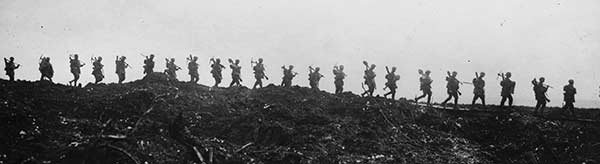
[499,72,516,107]
[308,66,324,90]
[281,65,297,87]
[472,72,486,106]
[68,54,85,86]
[208,58,225,87]
[383,66,400,100]
[165,58,181,81]
[441,71,461,109]
[91,56,104,84]
[415,69,433,105]
[39,57,53,82]
[228,58,243,87]
[4,57,20,81]
[187,55,199,83]
[143,54,155,75]
[252,58,268,89]
[115,56,129,84]
[562,79,576,116]
[532,77,551,115]
[361,61,376,97]
[333,65,346,94]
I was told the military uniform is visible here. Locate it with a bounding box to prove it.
[472,77,485,105]
[333,69,346,94]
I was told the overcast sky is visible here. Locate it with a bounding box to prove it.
[1,0,599,107]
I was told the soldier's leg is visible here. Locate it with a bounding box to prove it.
[391,89,396,100]
[426,92,432,105]
[442,92,452,105]
[568,102,575,115]
[230,79,236,87]
[416,90,426,101]
[453,93,459,107]
[9,71,15,81]
[500,96,507,107]
[508,95,513,107]
[472,95,478,105]
[535,101,541,113]
[481,95,486,106]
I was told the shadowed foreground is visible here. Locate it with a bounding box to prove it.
[1,74,599,163]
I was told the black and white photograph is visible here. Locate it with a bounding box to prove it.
[1,0,599,163]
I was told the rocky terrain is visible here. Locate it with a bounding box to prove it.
[1,73,599,164]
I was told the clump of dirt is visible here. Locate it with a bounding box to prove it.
[0,74,598,163]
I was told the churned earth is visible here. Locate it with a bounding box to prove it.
[1,73,599,164]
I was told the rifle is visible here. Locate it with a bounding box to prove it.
[385,66,390,74]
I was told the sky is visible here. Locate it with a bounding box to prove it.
[1,0,599,108]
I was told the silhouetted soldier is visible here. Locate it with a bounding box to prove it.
[187,55,199,83]
[472,72,486,106]
[415,69,433,105]
[499,72,515,107]
[4,57,20,81]
[68,54,85,86]
[208,58,225,87]
[532,77,551,115]
[115,56,129,84]
[91,56,104,84]
[281,65,297,87]
[308,66,324,90]
[361,61,376,97]
[143,54,155,75]
[562,79,576,116]
[333,65,346,94]
[228,58,243,87]
[252,58,268,89]
[442,71,461,109]
[383,66,400,100]
[165,58,181,81]
[39,57,53,82]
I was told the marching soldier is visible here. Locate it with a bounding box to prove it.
[361,61,376,97]
[415,69,433,105]
[228,58,242,87]
[209,58,225,87]
[532,77,551,115]
[39,56,53,82]
[252,58,268,89]
[115,56,129,84]
[308,66,324,90]
[499,72,516,107]
[281,65,297,87]
[383,66,400,100]
[68,54,85,86]
[143,54,155,75]
[4,57,20,81]
[91,56,104,84]
[441,71,461,109]
[563,79,576,116]
[187,55,199,83]
[333,65,346,94]
[472,72,486,106]
[165,58,181,81]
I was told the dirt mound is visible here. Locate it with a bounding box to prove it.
[1,79,598,163]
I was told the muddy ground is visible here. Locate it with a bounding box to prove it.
[1,73,599,164]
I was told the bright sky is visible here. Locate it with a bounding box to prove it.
[1,0,599,107]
